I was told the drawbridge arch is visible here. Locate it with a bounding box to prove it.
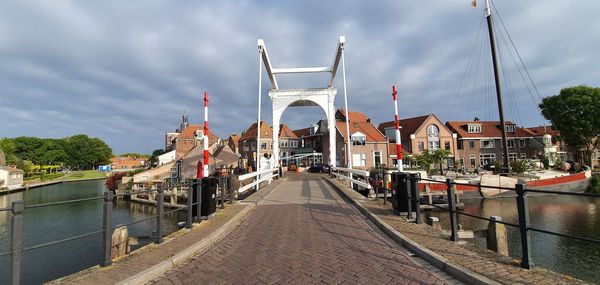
[256,37,351,171]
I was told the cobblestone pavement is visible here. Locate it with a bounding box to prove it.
[325,178,588,285]
[150,174,459,285]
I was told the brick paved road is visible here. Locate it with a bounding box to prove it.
[149,174,459,284]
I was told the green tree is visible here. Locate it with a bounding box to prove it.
[431,149,452,175]
[0,138,17,164]
[64,134,112,169]
[414,151,434,174]
[149,149,165,167]
[540,85,600,166]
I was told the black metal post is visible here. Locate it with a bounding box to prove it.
[410,174,422,224]
[156,185,164,244]
[516,183,533,269]
[228,176,233,204]
[196,180,202,222]
[446,178,458,241]
[10,201,24,285]
[383,180,387,206]
[405,174,412,220]
[186,181,193,229]
[102,191,113,267]
[220,177,225,209]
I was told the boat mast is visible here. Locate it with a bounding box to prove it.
[484,0,510,173]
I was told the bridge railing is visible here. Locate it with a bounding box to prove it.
[391,173,600,271]
[0,175,242,285]
[237,167,279,195]
[330,166,371,189]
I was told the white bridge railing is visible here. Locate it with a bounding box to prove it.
[237,168,279,194]
[331,166,371,189]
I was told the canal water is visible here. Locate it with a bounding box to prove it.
[427,195,600,283]
[0,180,186,284]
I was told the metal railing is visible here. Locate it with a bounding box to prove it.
[237,168,279,194]
[330,166,371,189]
[393,173,600,270]
[0,176,242,285]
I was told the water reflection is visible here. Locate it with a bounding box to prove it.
[0,180,186,284]
[427,195,600,283]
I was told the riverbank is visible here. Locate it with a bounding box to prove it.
[324,176,588,285]
[0,174,106,195]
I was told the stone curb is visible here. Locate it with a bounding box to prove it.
[323,177,500,285]
[115,178,285,285]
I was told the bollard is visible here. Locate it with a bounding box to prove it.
[487,216,509,256]
[516,183,533,269]
[155,185,164,244]
[374,173,379,200]
[10,200,24,285]
[405,174,412,220]
[195,181,202,222]
[410,174,422,224]
[102,191,113,267]
[186,181,193,229]
[426,216,442,231]
[446,179,459,241]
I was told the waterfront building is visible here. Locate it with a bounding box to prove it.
[526,125,571,167]
[0,166,24,190]
[132,162,175,191]
[378,114,458,168]
[238,122,302,170]
[158,150,176,166]
[446,119,536,170]
[110,157,146,172]
[227,134,240,154]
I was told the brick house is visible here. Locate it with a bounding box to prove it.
[172,124,219,159]
[378,114,458,168]
[110,157,146,172]
[238,122,301,170]
[321,110,389,170]
[446,120,536,170]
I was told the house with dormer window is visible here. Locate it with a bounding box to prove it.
[314,109,389,170]
[378,114,458,168]
[446,119,536,170]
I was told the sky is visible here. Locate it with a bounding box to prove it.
[1,0,599,154]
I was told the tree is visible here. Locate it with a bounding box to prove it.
[431,149,452,175]
[64,134,112,169]
[149,149,165,167]
[414,151,434,174]
[0,138,17,164]
[540,85,600,165]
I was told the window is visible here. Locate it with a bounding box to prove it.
[418,142,424,151]
[508,153,518,161]
[470,156,477,168]
[521,153,527,159]
[597,149,600,160]
[507,140,515,148]
[290,140,298,148]
[481,139,495,148]
[392,159,398,167]
[351,132,366,145]
[468,124,482,133]
[280,140,288,148]
[444,141,451,150]
[260,142,267,150]
[505,124,516,133]
[479,154,496,166]
[459,158,464,167]
[519,139,526,148]
[427,125,440,151]
[469,140,475,149]
[251,142,256,151]
[374,151,382,166]
[457,140,463,149]
[306,140,313,148]
[352,153,366,167]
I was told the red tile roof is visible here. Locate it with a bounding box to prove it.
[239,121,272,141]
[446,121,534,138]
[336,109,370,123]
[378,115,430,144]
[336,121,387,142]
[179,125,219,145]
[526,126,560,137]
[292,127,311,138]
[279,124,298,139]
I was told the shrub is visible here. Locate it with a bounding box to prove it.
[588,175,600,194]
[510,160,530,173]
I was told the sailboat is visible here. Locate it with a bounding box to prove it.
[417,0,592,198]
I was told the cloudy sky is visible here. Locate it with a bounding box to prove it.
[1,0,599,154]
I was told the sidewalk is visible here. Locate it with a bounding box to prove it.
[50,178,284,285]
[324,176,588,285]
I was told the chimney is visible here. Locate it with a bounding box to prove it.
[474,117,480,121]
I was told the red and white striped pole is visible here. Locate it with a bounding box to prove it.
[392,85,403,172]
[203,92,209,177]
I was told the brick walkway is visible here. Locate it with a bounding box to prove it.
[149,174,459,285]
[325,177,588,285]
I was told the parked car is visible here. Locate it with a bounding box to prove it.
[308,164,328,173]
